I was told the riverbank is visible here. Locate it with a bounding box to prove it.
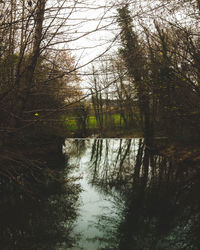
[0,133,80,249]
[0,126,66,194]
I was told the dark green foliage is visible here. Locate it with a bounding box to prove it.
[117,4,200,141]
[117,5,153,139]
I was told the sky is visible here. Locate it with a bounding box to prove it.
[66,1,119,70]
[46,0,119,68]
[45,0,198,90]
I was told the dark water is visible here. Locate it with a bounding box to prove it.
[1,138,200,249]
[0,150,80,250]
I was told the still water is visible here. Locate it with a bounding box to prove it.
[0,138,200,249]
[63,139,140,250]
[64,138,200,250]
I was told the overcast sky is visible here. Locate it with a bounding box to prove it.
[66,1,119,70]
[46,0,198,89]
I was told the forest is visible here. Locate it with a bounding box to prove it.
[1,0,200,142]
[0,0,200,249]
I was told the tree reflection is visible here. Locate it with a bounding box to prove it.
[88,138,200,250]
[0,153,80,250]
[88,139,138,195]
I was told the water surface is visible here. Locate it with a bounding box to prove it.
[64,138,200,250]
[1,138,200,250]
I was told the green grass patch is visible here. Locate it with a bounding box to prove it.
[64,117,77,131]
[112,114,125,127]
[63,113,138,133]
[87,116,97,129]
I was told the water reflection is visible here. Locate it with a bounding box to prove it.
[0,152,80,250]
[65,138,200,250]
[2,138,199,249]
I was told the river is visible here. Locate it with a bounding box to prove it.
[0,138,200,250]
[63,138,200,250]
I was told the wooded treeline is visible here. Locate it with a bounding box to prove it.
[0,0,84,185]
[87,0,200,140]
[0,0,81,136]
[1,0,200,139]
[118,1,200,140]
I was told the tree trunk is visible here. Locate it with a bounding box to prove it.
[12,0,46,127]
